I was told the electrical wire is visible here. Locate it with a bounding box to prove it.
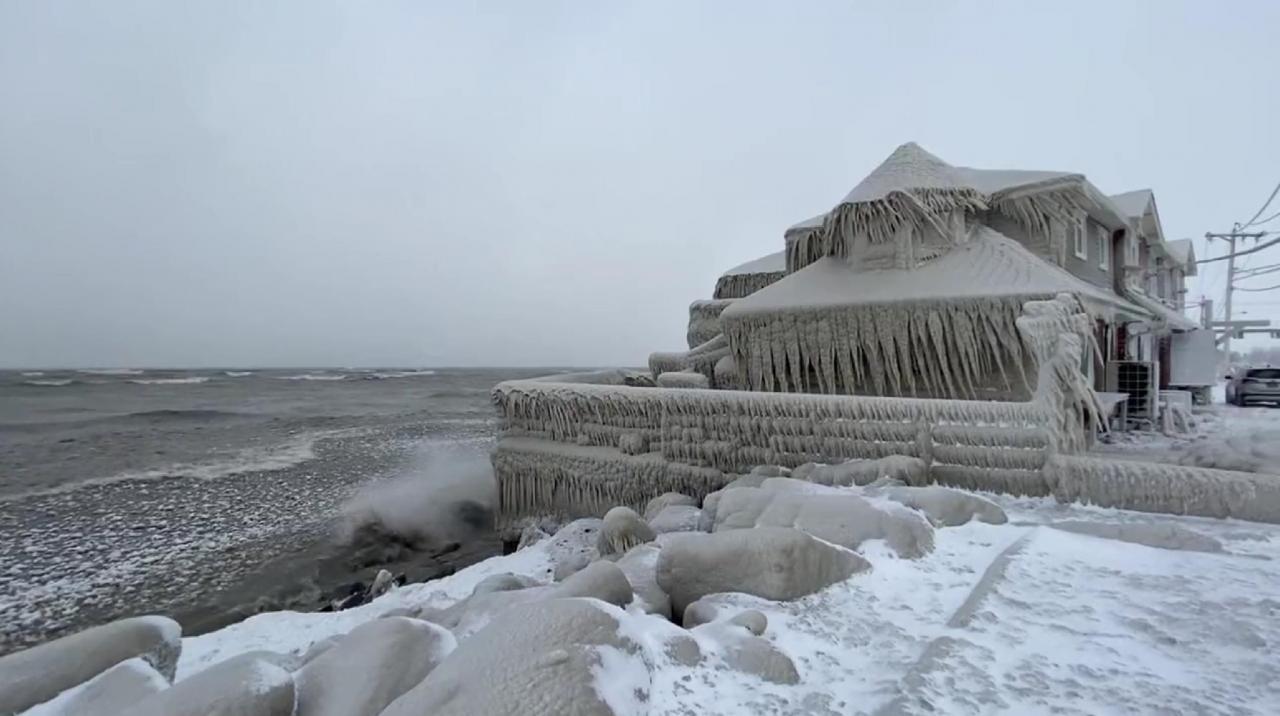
[1234,283,1280,292]
[1241,181,1280,228]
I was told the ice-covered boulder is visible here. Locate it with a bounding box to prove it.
[597,506,656,557]
[0,615,180,714]
[711,484,935,558]
[22,657,168,716]
[131,654,295,716]
[420,561,632,639]
[681,598,722,629]
[546,518,604,579]
[648,505,704,534]
[656,527,869,614]
[872,485,1008,526]
[294,616,455,716]
[802,455,929,487]
[749,465,792,477]
[693,614,799,685]
[656,371,710,389]
[644,491,698,520]
[1048,520,1224,552]
[615,544,670,618]
[380,598,648,716]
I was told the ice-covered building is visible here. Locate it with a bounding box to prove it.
[491,143,1274,540]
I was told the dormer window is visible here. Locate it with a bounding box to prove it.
[1071,212,1087,260]
[1096,225,1110,271]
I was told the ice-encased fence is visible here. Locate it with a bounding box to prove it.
[491,374,1059,535]
[492,295,1280,534]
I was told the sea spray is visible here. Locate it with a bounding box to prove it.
[338,447,498,554]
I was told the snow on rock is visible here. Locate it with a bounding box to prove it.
[20,657,168,716]
[293,616,454,716]
[379,598,649,716]
[131,654,295,716]
[0,615,180,715]
[106,490,1280,716]
[709,481,936,558]
[597,507,656,557]
[647,505,703,534]
[656,527,870,615]
[643,492,697,520]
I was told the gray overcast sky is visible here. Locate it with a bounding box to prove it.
[2,1,1278,368]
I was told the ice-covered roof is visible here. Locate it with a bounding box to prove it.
[720,250,785,277]
[952,167,1078,195]
[784,213,827,237]
[1129,291,1198,331]
[837,142,977,204]
[1108,189,1154,219]
[1165,238,1196,274]
[725,225,1147,319]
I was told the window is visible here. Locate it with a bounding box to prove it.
[1096,225,1109,270]
[1071,212,1087,260]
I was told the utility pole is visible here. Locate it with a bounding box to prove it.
[1205,227,1268,356]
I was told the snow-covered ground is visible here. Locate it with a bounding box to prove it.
[1094,399,1280,475]
[172,403,1280,715]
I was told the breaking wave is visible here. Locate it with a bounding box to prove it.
[367,370,437,380]
[20,371,45,377]
[129,377,210,385]
[0,430,352,502]
[78,368,145,375]
[224,371,254,377]
[23,379,76,387]
[278,374,347,381]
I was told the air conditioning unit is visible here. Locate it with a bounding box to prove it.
[1105,360,1158,428]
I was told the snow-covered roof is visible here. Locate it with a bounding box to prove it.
[836,142,977,205]
[725,225,1148,319]
[1165,238,1197,275]
[720,250,785,277]
[784,212,827,237]
[1108,189,1154,219]
[952,167,1078,195]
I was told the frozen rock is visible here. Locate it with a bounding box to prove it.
[644,491,698,520]
[0,615,181,714]
[294,617,455,716]
[681,599,721,629]
[1049,520,1224,552]
[516,523,550,550]
[597,506,656,557]
[25,657,168,716]
[545,518,603,579]
[421,561,631,639]
[749,464,792,477]
[656,371,710,389]
[381,599,647,716]
[299,636,341,666]
[727,609,768,636]
[649,505,704,534]
[699,475,767,530]
[712,485,935,558]
[808,455,929,487]
[615,545,670,618]
[656,527,869,615]
[369,569,396,600]
[694,616,799,685]
[873,485,1008,526]
[131,654,295,716]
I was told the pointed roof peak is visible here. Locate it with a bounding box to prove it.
[839,142,974,205]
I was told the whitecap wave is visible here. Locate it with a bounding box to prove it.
[129,377,211,385]
[20,371,45,377]
[0,428,366,502]
[224,371,254,377]
[24,379,75,387]
[368,370,437,380]
[78,368,145,375]
[277,374,347,381]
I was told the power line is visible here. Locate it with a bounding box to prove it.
[1235,283,1280,292]
[1238,262,1280,277]
[1246,208,1280,228]
[1241,181,1280,228]
[1197,233,1279,264]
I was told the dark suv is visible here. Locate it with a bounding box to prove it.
[1226,366,1280,406]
